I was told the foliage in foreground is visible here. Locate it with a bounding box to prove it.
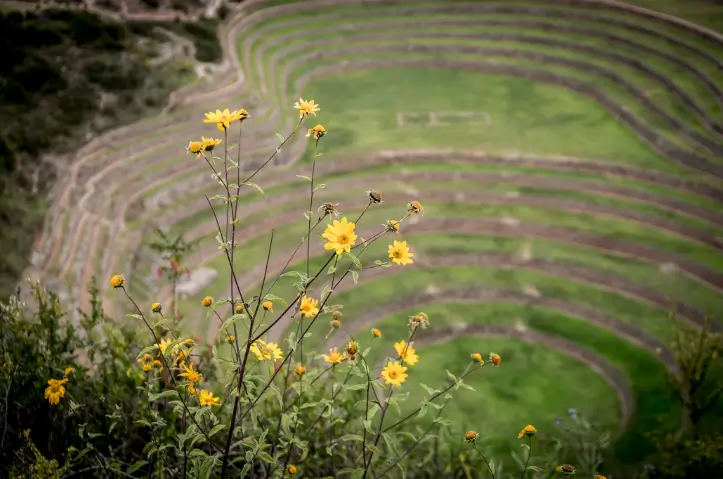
[1,98,721,478]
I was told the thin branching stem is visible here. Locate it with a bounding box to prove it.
[120,287,223,454]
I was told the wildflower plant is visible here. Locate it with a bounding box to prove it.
[84,99,563,478]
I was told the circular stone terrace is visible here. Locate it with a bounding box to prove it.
[26,0,723,460]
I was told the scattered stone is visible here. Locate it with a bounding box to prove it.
[522,285,541,298]
[659,262,679,274]
[425,283,441,295]
[500,216,520,227]
[454,191,466,201]
[518,241,533,262]
[177,267,218,298]
[514,319,528,333]
[505,191,520,198]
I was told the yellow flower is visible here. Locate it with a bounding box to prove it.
[323,347,345,364]
[175,349,189,367]
[471,353,483,364]
[198,390,221,407]
[299,295,319,319]
[142,362,152,372]
[226,335,235,344]
[179,362,203,384]
[187,140,203,156]
[202,296,213,307]
[295,364,306,376]
[287,464,297,475]
[250,340,283,362]
[407,200,424,215]
[150,360,163,371]
[63,367,74,377]
[385,219,400,233]
[151,302,162,313]
[110,274,124,288]
[490,353,501,366]
[594,475,607,479]
[235,108,249,121]
[202,136,222,152]
[388,240,414,266]
[44,378,68,406]
[371,328,382,338]
[556,464,576,475]
[263,301,273,312]
[203,108,242,131]
[306,124,326,140]
[464,430,478,442]
[235,303,245,313]
[394,340,419,366]
[187,384,199,396]
[157,339,172,355]
[294,98,320,118]
[381,361,408,387]
[518,424,537,439]
[322,217,357,255]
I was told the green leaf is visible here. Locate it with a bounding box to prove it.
[127,460,148,474]
[362,419,374,435]
[258,452,275,464]
[340,434,364,443]
[242,182,265,196]
[296,175,312,181]
[348,253,362,269]
[527,466,543,471]
[263,293,288,306]
[152,317,173,329]
[313,183,326,192]
[327,263,337,275]
[208,424,225,437]
[420,384,440,396]
[351,270,359,284]
[125,313,143,321]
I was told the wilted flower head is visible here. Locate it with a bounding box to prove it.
[235,303,245,314]
[384,219,400,233]
[263,301,273,312]
[407,200,424,215]
[556,464,576,475]
[332,310,343,320]
[367,190,383,204]
[226,335,235,344]
[470,353,483,364]
[318,202,340,217]
[408,311,429,330]
[202,296,213,307]
[490,353,501,366]
[346,341,359,359]
[151,302,162,313]
[464,430,478,442]
[287,465,297,475]
[306,124,326,140]
[330,319,341,329]
[295,364,306,376]
[371,328,382,338]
